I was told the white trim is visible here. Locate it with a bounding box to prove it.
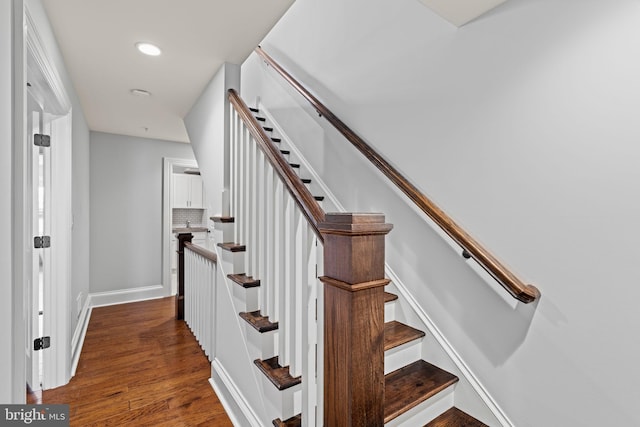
[210,358,263,427]
[24,6,70,115]
[70,296,92,376]
[89,285,166,308]
[162,157,198,296]
[24,3,74,391]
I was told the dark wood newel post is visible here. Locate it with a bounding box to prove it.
[176,232,193,320]
[319,213,393,427]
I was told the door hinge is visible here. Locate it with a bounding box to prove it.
[34,236,51,248]
[34,133,51,147]
[34,336,50,351]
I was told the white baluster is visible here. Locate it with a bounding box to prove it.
[185,249,190,327]
[257,149,267,314]
[302,227,318,426]
[291,207,308,378]
[243,130,252,256]
[273,178,284,325]
[230,110,236,220]
[263,165,275,319]
[283,193,298,370]
[246,137,255,277]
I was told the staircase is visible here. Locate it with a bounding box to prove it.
[192,98,489,426]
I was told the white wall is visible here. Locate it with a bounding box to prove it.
[90,132,195,294]
[241,0,640,425]
[184,62,241,216]
[1,0,18,404]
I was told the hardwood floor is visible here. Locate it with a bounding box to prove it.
[27,297,233,426]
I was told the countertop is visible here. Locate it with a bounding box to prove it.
[172,227,208,233]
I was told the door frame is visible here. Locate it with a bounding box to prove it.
[162,157,198,296]
[23,3,73,390]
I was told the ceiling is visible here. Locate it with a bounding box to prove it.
[41,0,504,144]
[41,0,294,143]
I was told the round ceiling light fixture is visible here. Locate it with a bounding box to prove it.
[135,42,162,56]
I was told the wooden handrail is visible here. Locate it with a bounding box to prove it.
[228,88,326,242]
[254,46,540,303]
[185,242,217,263]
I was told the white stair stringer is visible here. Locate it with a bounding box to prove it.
[206,238,271,426]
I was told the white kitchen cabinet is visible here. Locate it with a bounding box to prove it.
[173,174,204,208]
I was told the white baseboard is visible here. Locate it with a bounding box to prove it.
[210,358,263,427]
[70,296,92,376]
[89,284,166,308]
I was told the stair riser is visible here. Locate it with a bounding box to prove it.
[384,385,455,427]
[242,327,277,361]
[232,285,259,312]
[258,379,301,424]
[212,222,235,243]
[218,249,245,274]
[384,339,422,375]
[384,299,396,321]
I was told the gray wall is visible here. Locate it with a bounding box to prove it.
[241,0,640,425]
[185,62,240,217]
[90,131,195,293]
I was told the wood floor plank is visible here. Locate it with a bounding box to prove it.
[28,297,233,426]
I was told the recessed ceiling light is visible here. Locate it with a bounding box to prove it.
[130,88,151,97]
[135,42,162,56]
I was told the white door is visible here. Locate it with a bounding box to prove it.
[26,88,53,391]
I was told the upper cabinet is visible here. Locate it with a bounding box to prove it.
[173,173,205,208]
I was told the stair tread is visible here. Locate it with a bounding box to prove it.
[384,360,459,423]
[384,320,425,351]
[384,292,398,303]
[254,356,301,390]
[424,407,488,427]
[272,137,281,142]
[217,242,246,252]
[227,273,260,288]
[256,116,266,122]
[272,414,301,427]
[314,196,324,201]
[263,126,273,132]
[211,216,235,223]
[249,107,259,113]
[280,149,290,155]
[239,310,278,332]
[301,178,311,184]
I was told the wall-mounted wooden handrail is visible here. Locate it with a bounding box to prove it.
[255,46,540,303]
[228,88,326,242]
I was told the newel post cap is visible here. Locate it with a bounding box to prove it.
[319,212,393,236]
